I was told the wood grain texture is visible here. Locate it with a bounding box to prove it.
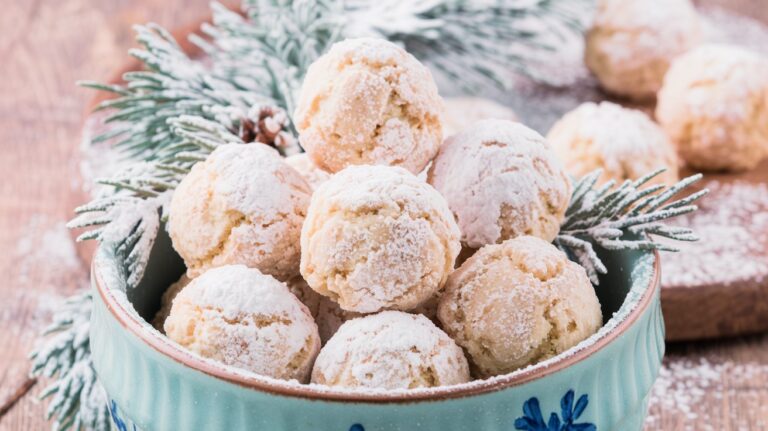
[662,160,768,341]
[0,1,765,430]
[0,1,229,429]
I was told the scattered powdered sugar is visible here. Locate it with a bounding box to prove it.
[78,112,133,199]
[662,181,768,287]
[645,356,768,430]
[6,216,81,337]
[15,215,82,284]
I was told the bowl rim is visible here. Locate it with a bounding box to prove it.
[92,246,660,403]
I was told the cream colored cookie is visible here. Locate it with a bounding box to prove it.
[294,38,443,175]
[284,153,331,190]
[164,265,321,382]
[438,236,602,378]
[151,274,192,332]
[428,119,571,249]
[168,144,311,280]
[286,275,360,344]
[311,311,470,390]
[442,97,517,138]
[656,44,768,171]
[585,0,701,101]
[547,102,679,186]
[301,165,460,313]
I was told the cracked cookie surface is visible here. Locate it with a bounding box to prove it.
[164,265,321,382]
[301,165,460,313]
[311,311,469,390]
[437,236,602,378]
[168,144,311,280]
[294,38,443,175]
[428,120,571,249]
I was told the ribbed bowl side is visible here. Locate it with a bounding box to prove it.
[91,284,664,431]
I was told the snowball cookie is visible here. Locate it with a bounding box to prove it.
[294,38,443,175]
[656,44,768,171]
[284,153,331,190]
[169,144,311,281]
[151,274,192,332]
[311,311,470,390]
[585,0,701,101]
[547,102,679,186]
[442,97,517,138]
[164,265,321,382]
[438,236,602,378]
[301,165,460,313]
[286,275,360,343]
[428,119,571,249]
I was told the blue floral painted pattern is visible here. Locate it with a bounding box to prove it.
[514,390,596,431]
[109,393,593,431]
[110,400,138,431]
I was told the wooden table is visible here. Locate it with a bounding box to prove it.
[0,1,765,430]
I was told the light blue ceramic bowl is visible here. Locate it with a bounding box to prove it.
[90,229,664,431]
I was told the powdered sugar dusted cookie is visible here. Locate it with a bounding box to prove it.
[547,102,679,186]
[151,274,192,332]
[168,144,311,280]
[301,165,460,313]
[294,38,443,174]
[311,311,470,389]
[284,153,331,190]
[438,236,602,378]
[164,265,321,382]
[656,44,768,171]
[442,97,517,138]
[428,119,571,249]
[585,0,701,100]
[286,275,360,344]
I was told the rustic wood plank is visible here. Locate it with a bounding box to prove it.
[0,1,216,429]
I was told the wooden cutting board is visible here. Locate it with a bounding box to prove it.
[71,1,768,342]
[660,162,768,341]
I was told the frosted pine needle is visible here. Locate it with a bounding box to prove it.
[29,292,110,431]
[555,169,708,284]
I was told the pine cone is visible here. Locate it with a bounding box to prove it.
[239,105,297,152]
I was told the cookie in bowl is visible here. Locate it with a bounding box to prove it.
[168,144,311,281]
[438,236,602,378]
[163,265,321,382]
[300,164,460,313]
[294,38,443,175]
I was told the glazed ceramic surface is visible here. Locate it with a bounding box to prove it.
[91,229,664,431]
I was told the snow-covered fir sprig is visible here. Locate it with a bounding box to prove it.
[29,291,110,431]
[342,0,592,88]
[555,169,708,284]
[202,0,343,116]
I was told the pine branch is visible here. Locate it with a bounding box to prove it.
[555,169,708,284]
[341,0,592,88]
[29,291,110,431]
